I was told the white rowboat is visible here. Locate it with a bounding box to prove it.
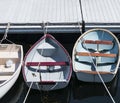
[0,44,23,98]
[22,34,72,91]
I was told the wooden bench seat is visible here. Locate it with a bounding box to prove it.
[76,52,116,58]
[84,40,113,45]
[78,70,113,74]
[82,40,114,51]
[26,62,68,66]
[0,64,15,73]
[0,58,19,65]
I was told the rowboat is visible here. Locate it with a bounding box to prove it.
[0,44,23,98]
[72,29,120,82]
[22,34,72,91]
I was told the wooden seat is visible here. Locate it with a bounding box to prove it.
[26,62,68,66]
[0,64,16,73]
[84,40,113,45]
[76,52,116,64]
[0,58,19,65]
[82,40,114,51]
[76,52,116,58]
[78,70,113,74]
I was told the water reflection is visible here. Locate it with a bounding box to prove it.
[0,72,24,103]
[71,71,119,103]
[0,69,119,103]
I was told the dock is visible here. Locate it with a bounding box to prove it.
[0,0,120,33]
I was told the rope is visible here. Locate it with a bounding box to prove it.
[0,23,10,43]
[23,64,39,103]
[38,21,48,90]
[81,38,116,103]
[0,22,15,44]
[39,22,50,102]
[74,0,115,102]
[23,82,33,103]
[23,22,48,103]
[43,21,48,35]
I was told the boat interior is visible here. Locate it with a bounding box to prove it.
[74,30,119,73]
[0,44,21,82]
[25,37,71,82]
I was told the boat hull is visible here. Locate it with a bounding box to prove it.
[26,81,69,91]
[23,34,72,91]
[76,71,115,83]
[0,65,21,98]
[0,45,23,98]
[72,29,120,83]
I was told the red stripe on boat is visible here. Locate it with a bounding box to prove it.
[26,62,68,66]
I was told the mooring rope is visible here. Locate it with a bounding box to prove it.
[23,60,43,103]
[0,22,15,44]
[81,38,116,103]
[74,0,116,102]
[23,81,33,103]
[39,22,51,103]
[23,22,48,103]
[23,52,40,103]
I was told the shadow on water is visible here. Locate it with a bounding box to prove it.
[0,33,120,103]
[19,84,71,103]
[0,72,25,103]
[0,69,119,103]
[71,71,119,103]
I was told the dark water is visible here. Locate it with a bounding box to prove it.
[0,34,120,103]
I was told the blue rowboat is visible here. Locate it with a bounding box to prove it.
[72,29,120,82]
